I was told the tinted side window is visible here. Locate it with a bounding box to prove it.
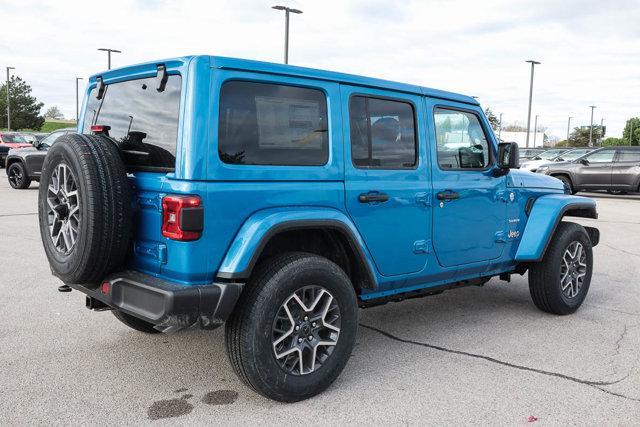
[616,151,640,162]
[218,81,328,166]
[585,150,615,163]
[434,108,490,169]
[349,96,416,169]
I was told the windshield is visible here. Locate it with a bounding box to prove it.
[1,134,27,143]
[84,75,181,170]
[538,149,565,160]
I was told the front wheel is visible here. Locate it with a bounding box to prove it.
[7,162,31,189]
[528,222,593,315]
[555,175,575,194]
[225,252,358,402]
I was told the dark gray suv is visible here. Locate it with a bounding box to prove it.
[536,146,640,194]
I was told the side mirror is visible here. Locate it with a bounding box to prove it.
[497,142,519,170]
[579,158,590,166]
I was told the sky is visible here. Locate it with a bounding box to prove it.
[1,0,639,139]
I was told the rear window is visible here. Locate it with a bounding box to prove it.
[616,150,640,162]
[218,81,329,166]
[84,75,181,169]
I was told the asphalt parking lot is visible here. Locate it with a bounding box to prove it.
[1,178,639,425]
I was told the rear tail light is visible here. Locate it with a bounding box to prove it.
[90,124,111,135]
[162,195,204,241]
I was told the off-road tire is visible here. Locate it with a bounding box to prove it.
[38,133,133,286]
[529,221,593,315]
[7,162,31,189]
[225,252,358,402]
[112,310,160,334]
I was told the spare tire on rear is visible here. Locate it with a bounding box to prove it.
[38,134,133,286]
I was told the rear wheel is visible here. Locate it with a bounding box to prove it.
[607,189,627,195]
[529,222,593,315]
[225,252,358,402]
[7,162,31,189]
[112,310,160,334]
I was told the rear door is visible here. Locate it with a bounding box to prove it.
[342,85,430,277]
[611,149,640,190]
[426,101,507,267]
[574,149,615,189]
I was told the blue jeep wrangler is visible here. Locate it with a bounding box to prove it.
[38,56,599,402]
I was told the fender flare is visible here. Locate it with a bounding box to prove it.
[216,207,377,286]
[515,194,597,262]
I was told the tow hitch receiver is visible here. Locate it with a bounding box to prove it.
[86,296,111,311]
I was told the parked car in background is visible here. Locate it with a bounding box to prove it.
[19,133,39,145]
[0,132,32,167]
[518,148,545,162]
[520,148,594,172]
[36,55,599,402]
[537,146,640,194]
[5,128,76,189]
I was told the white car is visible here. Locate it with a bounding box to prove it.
[520,148,592,172]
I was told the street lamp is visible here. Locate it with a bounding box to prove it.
[6,66,15,130]
[600,118,605,146]
[272,6,303,64]
[525,60,541,148]
[588,105,596,147]
[498,113,503,139]
[533,114,539,147]
[566,116,573,142]
[75,77,84,122]
[97,48,122,70]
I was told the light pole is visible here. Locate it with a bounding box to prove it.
[533,115,539,146]
[498,113,503,140]
[600,118,604,146]
[588,105,596,147]
[6,66,15,130]
[566,116,572,142]
[75,77,83,122]
[525,60,541,148]
[272,6,303,64]
[97,48,122,70]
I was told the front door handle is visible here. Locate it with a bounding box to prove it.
[436,190,460,201]
[358,192,389,203]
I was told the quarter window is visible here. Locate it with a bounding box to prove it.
[616,151,640,163]
[434,108,490,169]
[349,96,417,169]
[218,81,328,166]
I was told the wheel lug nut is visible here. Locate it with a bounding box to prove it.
[308,336,313,340]
[295,325,300,331]
[304,316,308,321]
[298,338,303,343]
[312,322,317,327]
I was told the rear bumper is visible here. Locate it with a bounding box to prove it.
[70,270,243,332]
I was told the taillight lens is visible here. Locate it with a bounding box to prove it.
[162,195,203,241]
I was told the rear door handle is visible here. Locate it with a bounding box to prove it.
[436,190,460,201]
[358,192,389,203]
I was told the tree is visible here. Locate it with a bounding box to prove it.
[503,122,527,132]
[0,76,45,130]
[484,107,500,131]
[44,106,64,120]
[622,117,640,146]
[568,126,603,147]
[601,137,626,147]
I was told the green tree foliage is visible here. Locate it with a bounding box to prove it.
[568,126,603,147]
[601,137,626,146]
[44,106,64,120]
[0,76,45,130]
[484,107,500,131]
[622,117,640,145]
[555,140,569,147]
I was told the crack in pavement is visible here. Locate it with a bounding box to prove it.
[602,243,640,258]
[360,323,640,403]
[0,212,38,218]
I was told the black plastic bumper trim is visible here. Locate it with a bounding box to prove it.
[70,270,243,332]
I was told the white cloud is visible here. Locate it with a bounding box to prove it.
[1,0,638,138]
